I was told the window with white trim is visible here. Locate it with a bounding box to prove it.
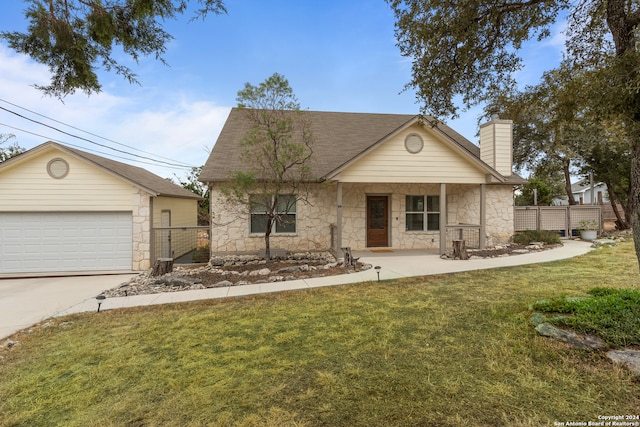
[250,194,297,234]
[406,195,440,231]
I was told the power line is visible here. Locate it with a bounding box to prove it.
[0,105,195,168]
[0,98,194,167]
[0,122,193,170]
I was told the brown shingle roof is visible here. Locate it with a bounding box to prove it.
[199,108,493,183]
[65,145,201,199]
[2,142,201,199]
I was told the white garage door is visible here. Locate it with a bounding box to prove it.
[0,212,132,274]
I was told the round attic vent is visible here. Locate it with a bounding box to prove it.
[404,133,424,154]
[47,158,70,179]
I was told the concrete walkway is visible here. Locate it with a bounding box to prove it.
[55,240,593,318]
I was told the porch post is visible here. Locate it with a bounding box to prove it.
[336,182,343,253]
[480,183,487,249]
[439,183,447,255]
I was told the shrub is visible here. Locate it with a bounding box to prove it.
[532,287,640,347]
[512,230,561,245]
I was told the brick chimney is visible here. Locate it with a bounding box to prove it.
[479,117,513,176]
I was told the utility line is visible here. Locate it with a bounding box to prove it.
[0,98,194,167]
[0,106,195,168]
[0,122,192,170]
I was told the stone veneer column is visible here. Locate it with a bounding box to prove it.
[480,184,486,249]
[439,183,447,254]
[131,189,151,270]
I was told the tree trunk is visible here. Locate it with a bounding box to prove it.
[605,181,630,229]
[151,258,173,276]
[452,240,469,260]
[264,217,273,261]
[610,197,627,229]
[631,139,640,269]
[604,0,640,269]
[563,159,576,205]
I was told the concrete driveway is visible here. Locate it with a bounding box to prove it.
[0,274,135,340]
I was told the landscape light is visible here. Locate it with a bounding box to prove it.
[375,266,381,282]
[96,295,106,312]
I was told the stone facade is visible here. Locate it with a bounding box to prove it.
[210,182,515,254]
[210,184,336,253]
[132,189,151,270]
[485,185,515,246]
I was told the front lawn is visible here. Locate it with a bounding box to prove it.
[1,242,639,426]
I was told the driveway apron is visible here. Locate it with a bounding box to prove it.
[0,274,135,340]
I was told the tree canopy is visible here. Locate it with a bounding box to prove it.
[0,134,26,162]
[388,0,571,119]
[1,0,226,97]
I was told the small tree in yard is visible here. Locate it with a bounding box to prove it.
[0,134,25,162]
[222,73,314,260]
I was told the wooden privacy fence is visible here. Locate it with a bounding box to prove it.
[514,205,602,238]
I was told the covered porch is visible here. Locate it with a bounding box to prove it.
[332,181,495,256]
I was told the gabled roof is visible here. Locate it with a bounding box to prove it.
[199,108,521,184]
[571,179,606,194]
[0,141,201,200]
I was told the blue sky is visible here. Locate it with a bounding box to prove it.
[0,1,566,178]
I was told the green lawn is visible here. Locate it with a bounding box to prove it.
[1,242,639,426]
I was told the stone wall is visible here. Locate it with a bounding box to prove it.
[209,182,515,253]
[132,189,151,270]
[209,183,336,253]
[485,185,515,246]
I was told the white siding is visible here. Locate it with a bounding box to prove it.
[335,125,488,184]
[0,148,134,211]
[480,120,513,176]
[151,197,199,260]
[152,197,198,227]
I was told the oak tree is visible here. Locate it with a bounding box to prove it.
[388,0,640,266]
[1,0,226,97]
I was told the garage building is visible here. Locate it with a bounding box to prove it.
[0,142,201,276]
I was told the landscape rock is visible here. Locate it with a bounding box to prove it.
[154,277,201,287]
[3,340,19,349]
[210,280,233,288]
[102,251,370,297]
[276,265,306,274]
[529,313,547,326]
[535,323,607,350]
[606,350,640,373]
[248,268,271,276]
[592,239,618,249]
[445,243,558,260]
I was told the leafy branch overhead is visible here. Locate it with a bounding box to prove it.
[388,0,571,119]
[1,0,227,97]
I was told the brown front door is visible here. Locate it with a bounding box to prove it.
[367,196,389,247]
